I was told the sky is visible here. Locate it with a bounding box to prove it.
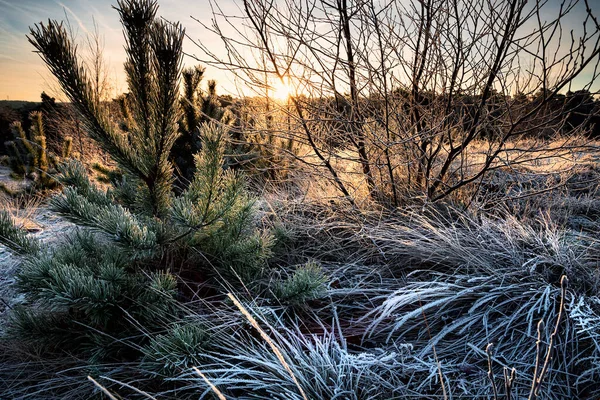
[0,0,598,101]
[0,0,242,101]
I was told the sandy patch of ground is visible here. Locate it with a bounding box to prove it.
[0,165,30,194]
[0,193,73,334]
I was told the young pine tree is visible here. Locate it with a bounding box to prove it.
[4,111,71,191]
[169,65,227,188]
[0,0,271,361]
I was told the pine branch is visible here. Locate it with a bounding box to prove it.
[0,210,41,256]
[51,188,159,256]
[27,20,147,184]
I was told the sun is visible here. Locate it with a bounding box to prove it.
[272,80,292,100]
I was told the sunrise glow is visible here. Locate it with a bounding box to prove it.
[272,80,292,100]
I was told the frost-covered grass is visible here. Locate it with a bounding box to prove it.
[2,164,600,399]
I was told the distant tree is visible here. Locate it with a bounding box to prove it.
[4,111,71,191]
[0,105,20,155]
[565,90,600,136]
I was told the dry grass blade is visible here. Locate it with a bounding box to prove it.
[420,296,448,400]
[227,292,308,400]
[486,343,498,400]
[530,275,569,399]
[193,366,227,400]
[87,375,118,400]
[98,375,158,400]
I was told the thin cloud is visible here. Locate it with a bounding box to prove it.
[56,1,91,35]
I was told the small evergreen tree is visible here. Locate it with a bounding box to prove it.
[113,65,229,190]
[4,111,71,191]
[172,65,227,187]
[272,261,328,307]
[0,0,271,363]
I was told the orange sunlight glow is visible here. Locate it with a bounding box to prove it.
[272,80,292,100]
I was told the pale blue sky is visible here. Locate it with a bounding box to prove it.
[0,0,598,101]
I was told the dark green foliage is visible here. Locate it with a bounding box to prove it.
[273,261,328,306]
[171,65,227,188]
[0,0,271,370]
[91,162,141,208]
[172,123,273,278]
[25,0,269,271]
[7,308,83,352]
[28,1,182,216]
[0,210,40,255]
[8,229,178,358]
[4,111,72,190]
[141,322,211,375]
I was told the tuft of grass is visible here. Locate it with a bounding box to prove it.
[184,296,414,400]
[364,271,599,398]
